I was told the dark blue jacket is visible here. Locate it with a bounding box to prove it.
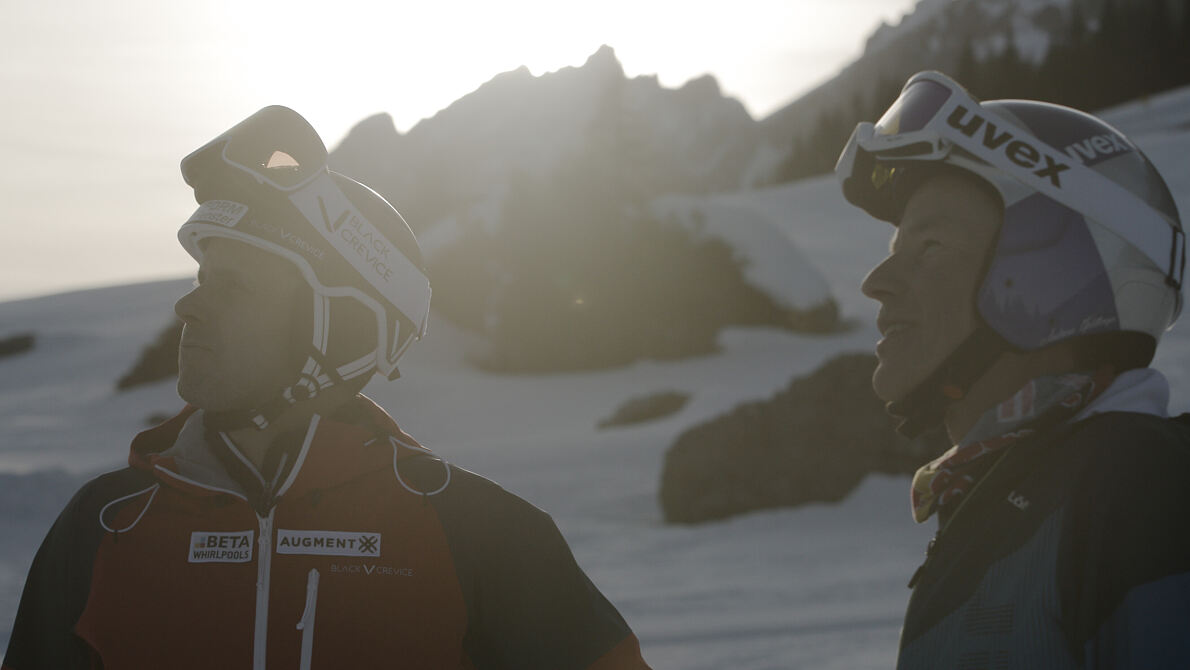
[899,411,1190,669]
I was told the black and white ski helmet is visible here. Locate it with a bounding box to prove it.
[178,106,430,422]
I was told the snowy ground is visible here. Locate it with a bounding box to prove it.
[2,86,1188,667]
[0,272,929,669]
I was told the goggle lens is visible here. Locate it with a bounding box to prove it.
[875,78,952,136]
[870,163,899,191]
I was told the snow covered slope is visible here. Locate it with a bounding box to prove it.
[2,84,1188,668]
[0,281,921,669]
[0,173,904,667]
[653,195,833,313]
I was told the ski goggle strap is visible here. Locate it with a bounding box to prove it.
[837,71,1185,293]
[287,173,432,344]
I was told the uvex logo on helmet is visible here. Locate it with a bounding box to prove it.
[1064,133,1131,165]
[946,105,1072,188]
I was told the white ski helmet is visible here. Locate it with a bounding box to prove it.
[836,71,1184,435]
[178,106,431,429]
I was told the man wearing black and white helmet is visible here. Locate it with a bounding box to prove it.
[837,71,1190,667]
[4,107,650,669]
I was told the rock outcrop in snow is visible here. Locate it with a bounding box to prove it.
[0,334,34,360]
[660,353,948,524]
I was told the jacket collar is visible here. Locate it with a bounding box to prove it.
[1073,367,1170,421]
[129,395,428,502]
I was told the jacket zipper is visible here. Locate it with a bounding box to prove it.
[296,568,321,670]
[254,510,275,670]
[907,534,939,589]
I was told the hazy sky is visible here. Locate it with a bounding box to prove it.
[1,0,918,302]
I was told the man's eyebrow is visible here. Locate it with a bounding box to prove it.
[901,214,957,244]
[892,215,939,246]
[904,213,949,235]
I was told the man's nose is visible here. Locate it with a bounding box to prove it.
[174,286,207,325]
[860,253,905,303]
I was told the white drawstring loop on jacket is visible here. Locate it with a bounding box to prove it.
[387,435,451,497]
[98,484,161,534]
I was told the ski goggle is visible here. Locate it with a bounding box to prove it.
[181,104,329,192]
[180,106,432,351]
[836,71,1184,293]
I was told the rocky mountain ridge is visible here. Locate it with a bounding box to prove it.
[330,45,836,372]
[331,45,761,232]
[334,0,1185,204]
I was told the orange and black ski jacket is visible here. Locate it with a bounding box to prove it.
[3,396,649,669]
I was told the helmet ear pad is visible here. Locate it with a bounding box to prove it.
[268,274,378,397]
[235,264,380,404]
[977,194,1119,351]
[322,295,381,382]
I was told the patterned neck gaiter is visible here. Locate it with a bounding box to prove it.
[910,369,1115,524]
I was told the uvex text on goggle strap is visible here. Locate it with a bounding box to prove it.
[178,106,431,379]
[836,71,1186,297]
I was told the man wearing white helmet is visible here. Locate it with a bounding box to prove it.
[4,107,650,669]
[837,71,1190,667]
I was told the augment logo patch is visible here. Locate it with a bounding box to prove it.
[189,530,254,563]
[276,529,382,557]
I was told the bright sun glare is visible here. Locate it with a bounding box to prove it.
[207,0,914,143]
[0,0,916,301]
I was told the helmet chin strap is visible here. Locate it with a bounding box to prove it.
[886,327,1009,439]
[202,346,349,432]
[201,293,384,432]
[203,291,339,432]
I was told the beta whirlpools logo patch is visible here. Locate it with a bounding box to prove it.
[189,530,254,563]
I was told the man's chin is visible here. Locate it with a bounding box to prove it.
[871,363,920,406]
[177,380,231,413]
[176,378,198,407]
